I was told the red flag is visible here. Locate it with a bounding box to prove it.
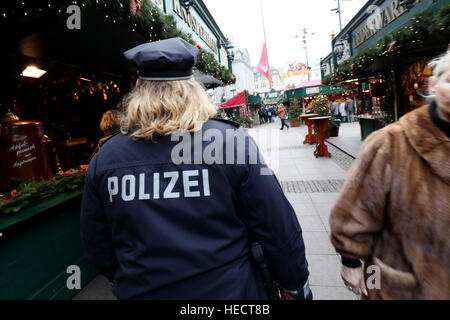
[257,43,272,83]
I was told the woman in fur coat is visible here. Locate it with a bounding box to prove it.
[329,48,450,300]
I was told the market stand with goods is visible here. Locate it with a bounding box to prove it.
[220,91,270,127]
[282,82,350,122]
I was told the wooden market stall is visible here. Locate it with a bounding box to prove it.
[219,91,266,127]
[281,83,349,127]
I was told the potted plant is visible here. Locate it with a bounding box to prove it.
[244,117,254,128]
[328,115,341,137]
[287,106,302,127]
[312,99,333,138]
[311,99,330,116]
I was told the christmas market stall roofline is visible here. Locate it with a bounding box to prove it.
[0,0,236,86]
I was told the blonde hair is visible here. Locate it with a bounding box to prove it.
[100,110,120,135]
[120,78,217,140]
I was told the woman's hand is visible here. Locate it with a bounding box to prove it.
[341,265,368,296]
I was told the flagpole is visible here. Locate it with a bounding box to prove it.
[260,0,272,90]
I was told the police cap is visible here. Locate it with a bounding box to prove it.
[123,37,200,81]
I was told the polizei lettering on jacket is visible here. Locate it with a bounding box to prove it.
[107,169,211,202]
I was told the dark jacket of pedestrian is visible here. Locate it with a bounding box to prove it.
[344,97,354,113]
[329,104,450,299]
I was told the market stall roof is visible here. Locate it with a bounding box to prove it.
[295,80,322,88]
[220,91,246,109]
[246,94,262,106]
[193,68,223,89]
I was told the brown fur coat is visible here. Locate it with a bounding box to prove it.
[330,105,450,300]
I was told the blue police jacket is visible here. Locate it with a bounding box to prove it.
[80,118,309,299]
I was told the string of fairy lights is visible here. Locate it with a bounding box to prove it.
[1,1,173,37]
[2,0,236,85]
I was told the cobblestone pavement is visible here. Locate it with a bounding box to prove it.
[279,179,345,194]
[326,142,355,171]
[74,118,360,300]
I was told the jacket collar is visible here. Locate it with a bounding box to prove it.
[399,104,450,183]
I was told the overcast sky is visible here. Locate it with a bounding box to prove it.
[203,0,368,70]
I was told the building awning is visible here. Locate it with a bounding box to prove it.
[246,94,262,106]
[220,91,246,109]
[284,84,347,98]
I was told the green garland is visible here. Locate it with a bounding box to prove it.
[2,0,235,85]
[323,4,450,85]
[0,171,86,215]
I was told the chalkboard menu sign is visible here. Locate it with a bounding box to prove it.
[0,121,53,188]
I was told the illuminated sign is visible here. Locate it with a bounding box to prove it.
[352,0,419,48]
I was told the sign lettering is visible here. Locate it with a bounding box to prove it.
[173,0,218,55]
[352,0,420,49]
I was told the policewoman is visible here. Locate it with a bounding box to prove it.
[80,38,311,300]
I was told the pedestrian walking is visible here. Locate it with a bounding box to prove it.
[345,96,355,122]
[80,38,311,300]
[339,99,347,122]
[258,108,265,124]
[270,107,276,122]
[262,107,268,123]
[278,104,290,130]
[329,48,450,300]
[267,108,273,123]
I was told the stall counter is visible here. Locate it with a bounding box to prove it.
[0,187,97,300]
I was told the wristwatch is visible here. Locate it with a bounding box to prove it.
[281,280,312,300]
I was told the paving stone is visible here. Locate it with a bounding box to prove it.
[73,275,116,300]
[310,286,358,300]
[302,232,337,255]
[296,215,327,232]
[306,254,345,287]
[309,193,340,203]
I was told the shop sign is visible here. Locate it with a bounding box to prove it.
[220,46,228,68]
[306,87,320,95]
[173,0,218,55]
[352,0,419,49]
[321,59,331,77]
[266,92,280,99]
